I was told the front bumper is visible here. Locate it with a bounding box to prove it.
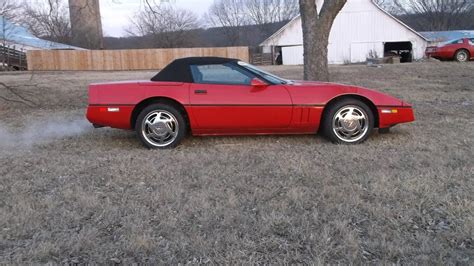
[377,106,415,129]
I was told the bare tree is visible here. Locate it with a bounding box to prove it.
[373,0,398,14]
[299,0,347,81]
[205,0,248,45]
[0,0,20,21]
[206,0,300,44]
[245,0,299,25]
[244,0,299,36]
[19,0,72,44]
[1,15,12,70]
[128,4,199,48]
[392,0,474,31]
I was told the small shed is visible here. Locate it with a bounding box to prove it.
[260,0,429,65]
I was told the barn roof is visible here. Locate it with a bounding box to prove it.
[371,1,428,41]
[260,16,301,47]
[260,0,428,46]
[0,16,83,50]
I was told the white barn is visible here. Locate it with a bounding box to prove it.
[260,0,429,65]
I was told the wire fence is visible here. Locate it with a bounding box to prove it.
[1,45,27,71]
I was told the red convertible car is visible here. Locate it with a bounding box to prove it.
[86,57,415,149]
[426,37,474,62]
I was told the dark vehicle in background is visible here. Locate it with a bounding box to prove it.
[426,38,474,62]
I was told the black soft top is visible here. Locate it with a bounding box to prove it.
[151,57,239,82]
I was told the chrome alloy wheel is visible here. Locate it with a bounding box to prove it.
[456,51,468,62]
[142,110,179,147]
[332,105,369,143]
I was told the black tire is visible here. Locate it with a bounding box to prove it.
[321,99,374,144]
[136,103,187,149]
[455,49,470,62]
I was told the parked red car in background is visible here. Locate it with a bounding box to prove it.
[426,38,474,62]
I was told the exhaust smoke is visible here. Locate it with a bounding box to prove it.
[0,117,91,148]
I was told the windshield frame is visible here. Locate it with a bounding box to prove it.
[237,61,290,85]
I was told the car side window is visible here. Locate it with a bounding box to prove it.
[469,38,474,45]
[450,39,463,44]
[190,63,255,85]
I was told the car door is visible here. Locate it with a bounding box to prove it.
[188,63,293,130]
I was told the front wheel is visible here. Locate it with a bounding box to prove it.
[322,99,374,144]
[455,49,469,62]
[136,104,186,149]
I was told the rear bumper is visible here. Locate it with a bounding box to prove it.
[426,50,452,60]
[426,52,441,59]
[377,106,415,129]
[86,105,134,130]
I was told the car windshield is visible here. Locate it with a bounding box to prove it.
[238,61,291,85]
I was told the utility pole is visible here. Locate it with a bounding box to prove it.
[68,0,103,49]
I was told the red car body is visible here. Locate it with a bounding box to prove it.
[86,63,414,138]
[426,38,474,61]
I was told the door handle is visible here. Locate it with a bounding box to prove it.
[194,89,207,94]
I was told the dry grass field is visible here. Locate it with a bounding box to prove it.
[0,62,473,264]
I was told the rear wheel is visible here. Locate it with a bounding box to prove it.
[322,99,374,144]
[455,49,469,62]
[136,104,186,149]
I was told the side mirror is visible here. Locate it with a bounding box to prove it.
[250,78,268,87]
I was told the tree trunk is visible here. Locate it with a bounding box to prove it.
[68,0,103,49]
[299,0,347,81]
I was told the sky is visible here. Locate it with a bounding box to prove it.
[99,0,214,37]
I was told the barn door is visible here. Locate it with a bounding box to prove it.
[282,46,304,65]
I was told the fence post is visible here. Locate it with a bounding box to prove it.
[0,45,3,71]
[271,46,275,65]
[6,44,10,71]
[19,47,23,71]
